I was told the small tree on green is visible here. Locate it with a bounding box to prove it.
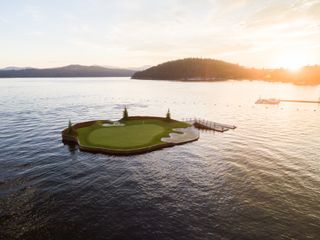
[68,120,73,133]
[166,109,171,121]
[123,106,128,120]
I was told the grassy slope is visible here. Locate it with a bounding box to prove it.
[76,118,190,150]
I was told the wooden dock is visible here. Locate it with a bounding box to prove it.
[183,118,236,132]
[280,99,320,104]
[256,98,320,105]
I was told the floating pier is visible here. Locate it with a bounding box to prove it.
[256,98,320,105]
[183,118,236,132]
[280,99,320,104]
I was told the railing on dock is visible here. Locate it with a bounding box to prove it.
[183,118,236,132]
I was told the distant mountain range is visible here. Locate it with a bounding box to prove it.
[0,66,33,71]
[2,59,320,85]
[128,65,153,71]
[132,58,320,85]
[101,65,152,71]
[0,65,136,78]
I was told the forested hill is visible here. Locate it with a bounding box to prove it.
[132,58,320,85]
[0,65,135,78]
[132,58,252,80]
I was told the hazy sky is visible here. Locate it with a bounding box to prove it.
[1,0,320,68]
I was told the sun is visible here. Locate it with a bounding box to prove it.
[275,50,312,71]
[281,59,305,71]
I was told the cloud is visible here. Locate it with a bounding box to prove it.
[1,0,320,68]
[0,16,8,24]
[307,0,320,19]
[24,5,43,22]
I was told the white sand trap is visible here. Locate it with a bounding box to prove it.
[161,126,199,144]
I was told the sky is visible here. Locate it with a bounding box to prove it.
[1,0,320,69]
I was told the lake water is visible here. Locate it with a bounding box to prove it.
[0,78,319,240]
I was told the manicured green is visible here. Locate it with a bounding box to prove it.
[76,118,190,150]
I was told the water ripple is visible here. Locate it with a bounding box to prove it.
[0,78,319,240]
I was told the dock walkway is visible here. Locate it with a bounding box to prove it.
[183,118,236,132]
[256,98,320,105]
[280,99,320,104]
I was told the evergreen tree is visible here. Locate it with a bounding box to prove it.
[68,120,73,133]
[166,109,171,121]
[123,106,128,119]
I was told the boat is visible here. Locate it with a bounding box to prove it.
[255,98,280,105]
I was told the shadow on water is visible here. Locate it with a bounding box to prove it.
[64,142,78,155]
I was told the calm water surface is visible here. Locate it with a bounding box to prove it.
[0,78,319,239]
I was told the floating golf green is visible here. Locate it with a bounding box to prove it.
[62,116,199,155]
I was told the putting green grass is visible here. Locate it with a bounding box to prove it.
[76,118,190,150]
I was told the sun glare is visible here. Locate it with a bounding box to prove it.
[275,51,312,71]
[282,60,304,71]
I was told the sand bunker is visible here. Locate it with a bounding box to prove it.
[102,122,125,127]
[161,126,199,144]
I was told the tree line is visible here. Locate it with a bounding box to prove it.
[132,58,320,85]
